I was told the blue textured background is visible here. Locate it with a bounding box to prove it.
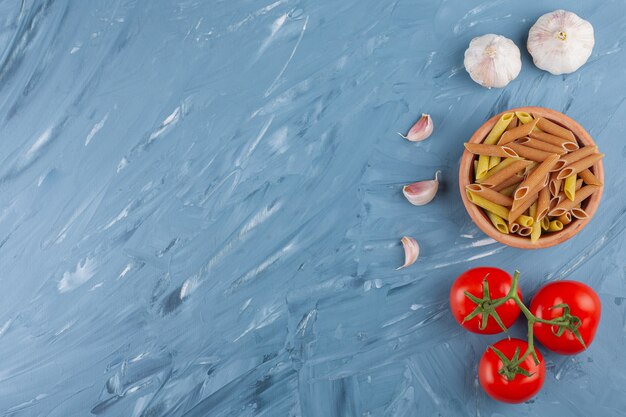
[1,0,625,415]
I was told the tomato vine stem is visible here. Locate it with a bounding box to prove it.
[463,270,586,378]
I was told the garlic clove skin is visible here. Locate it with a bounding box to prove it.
[398,114,434,142]
[464,34,521,89]
[397,236,419,270]
[528,10,594,75]
[402,170,441,206]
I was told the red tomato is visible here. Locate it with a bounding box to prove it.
[530,280,601,355]
[479,338,546,403]
[449,267,522,334]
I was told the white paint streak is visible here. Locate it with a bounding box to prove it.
[58,257,98,293]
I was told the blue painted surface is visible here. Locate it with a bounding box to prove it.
[0,0,625,415]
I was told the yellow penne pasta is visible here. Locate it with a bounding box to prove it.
[487,212,509,234]
[498,119,538,145]
[476,157,490,180]
[476,113,514,180]
[466,184,514,206]
[536,187,551,221]
[549,185,599,216]
[535,117,576,142]
[563,174,577,201]
[529,202,537,218]
[488,156,501,170]
[552,145,598,171]
[505,143,557,162]
[464,143,519,158]
[548,220,564,232]
[467,191,510,219]
[514,154,560,201]
[557,153,604,180]
[516,214,534,227]
[541,216,550,231]
[578,168,602,186]
[530,222,541,243]
[515,111,534,124]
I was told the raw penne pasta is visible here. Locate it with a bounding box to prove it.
[557,153,604,180]
[505,143,557,162]
[535,117,576,142]
[529,131,578,151]
[549,185,599,216]
[499,183,520,197]
[484,157,521,177]
[475,156,490,180]
[571,207,589,220]
[541,216,550,231]
[480,159,532,188]
[466,184,514,206]
[558,212,573,225]
[552,145,598,171]
[515,111,534,124]
[550,195,560,210]
[548,171,562,197]
[466,110,603,243]
[467,191,510,219]
[487,212,509,234]
[492,175,523,192]
[498,119,538,145]
[517,137,566,155]
[516,214,534,227]
[508,191,539,224]
[464,143,519,158]
[578,168,602,186]
[536,187,551,221]
[563,174,577,201]
[484,113,515,145]
[556,179,583,205]
[548,220,564,232]
[514,154,560,200]
[530,222,542,243]
[476,113,515,179]
[506,116,519,130]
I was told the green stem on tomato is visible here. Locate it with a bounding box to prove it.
[463,270,583,372]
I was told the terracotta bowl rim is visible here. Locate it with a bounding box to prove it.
[458,106,604,250]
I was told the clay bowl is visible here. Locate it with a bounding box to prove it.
[459,106,604,249]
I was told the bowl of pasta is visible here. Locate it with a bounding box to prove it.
[459,106,604,249]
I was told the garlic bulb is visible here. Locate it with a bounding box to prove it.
[464,34,521,89]
[527,10,594,75]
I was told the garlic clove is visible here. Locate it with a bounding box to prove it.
[397,236,419,270]
[527,10,594,75]
[402,170,441,206]
[464,34,521,89]
[398,114,433,142]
